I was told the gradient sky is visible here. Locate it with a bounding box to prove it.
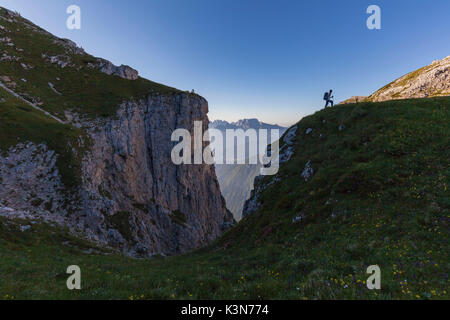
[2,0,449,126]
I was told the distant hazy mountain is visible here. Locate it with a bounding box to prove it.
[214,163,261,220]
[210,119,286,163]
[210,118,286,131]
[210,119,287,220]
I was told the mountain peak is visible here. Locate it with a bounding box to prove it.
[232,118,261,129]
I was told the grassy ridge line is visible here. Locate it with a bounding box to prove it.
[0,7,181,120]
[1,97,448,300]
[225,97,449,247]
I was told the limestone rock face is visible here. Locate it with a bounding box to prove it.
[368,56,450,102]
[0,94,233,257]
[76,93,233,256]
[98,59,139,80]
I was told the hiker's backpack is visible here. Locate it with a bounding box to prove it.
[323,92,329,100]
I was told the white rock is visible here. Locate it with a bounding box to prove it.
[301,160,314,181]
[292,216,302,224]
[20,225,31,232]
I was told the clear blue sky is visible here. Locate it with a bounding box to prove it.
[2,0,449,126]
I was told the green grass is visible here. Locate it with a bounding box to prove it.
[105,211,134,243]
[170,210,188,226]
[0,97,448,300]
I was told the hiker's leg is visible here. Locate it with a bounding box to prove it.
[325,100,329,108]
[330,100,334,107]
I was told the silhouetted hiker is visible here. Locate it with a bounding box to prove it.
[324,90,334,108]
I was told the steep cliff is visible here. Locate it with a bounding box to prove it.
[0,7,233,256]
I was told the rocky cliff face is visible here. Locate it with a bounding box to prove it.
[98,58,139,80]
[0,6,233,257]
[1,92,234,257]
[78,94,233,256]
[367,56,450,102]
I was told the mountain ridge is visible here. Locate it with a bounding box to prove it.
[2,95,447,299]
[340,56,450,104]
[367,56,450,102]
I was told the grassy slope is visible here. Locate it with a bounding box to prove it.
[1,97,448,300]
[0,7,180,120]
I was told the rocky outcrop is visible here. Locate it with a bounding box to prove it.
[98,59,139,80]
[301,160,314,181]
[279,126,297,164]
[242,125,296,218]
[241,175,263,219]
[0,143,67,225]
[53,38,86,56]
[367,56,450,102]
